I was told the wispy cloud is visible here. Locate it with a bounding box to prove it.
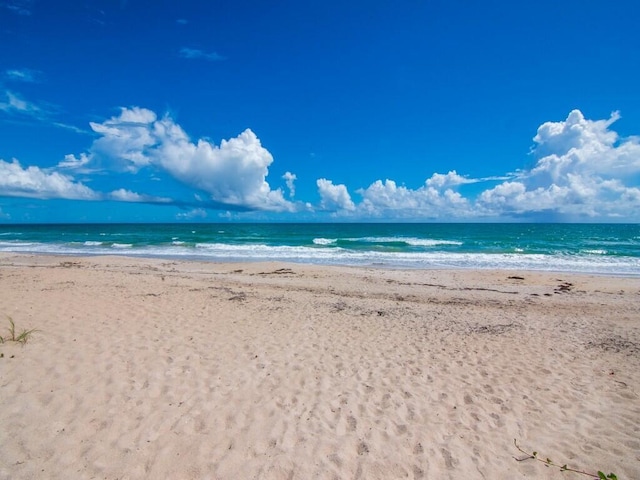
[1,0,33,15]
[4,68,42,83]
[177,208,207,220]
[0,90,41,115]
[179,47,226,62]
[57,153,93,171]
[0,89,88,134]
[109,189,171,204]
[51,121,90,134]
[2,70,89,132]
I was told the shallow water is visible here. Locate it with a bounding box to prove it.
[1,223,639,275]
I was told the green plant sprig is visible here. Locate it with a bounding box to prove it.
[514,439,617,479]
[0,317,38,345]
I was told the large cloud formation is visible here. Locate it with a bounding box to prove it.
[84,107,295,212]
[319,110,640,220]
[0,106,295,213]
[478,110,640,218]
[1,107,638,220]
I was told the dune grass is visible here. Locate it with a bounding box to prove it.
[0,316,38,345]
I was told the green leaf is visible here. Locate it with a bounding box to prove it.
[607,474,618,480]
[598,472,607,480]
[546,458,552,464]
[532,451,537,457]
[561,465,567,471]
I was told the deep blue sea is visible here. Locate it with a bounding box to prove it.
[1,223,639,276]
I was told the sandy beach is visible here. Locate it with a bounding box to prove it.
[0,253,638,479]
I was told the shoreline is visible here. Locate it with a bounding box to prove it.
[2,251,639,279]
[1,254,639,479]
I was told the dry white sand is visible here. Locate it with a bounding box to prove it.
[1,254,639,479]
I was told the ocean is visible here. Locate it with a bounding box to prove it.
[0,223,639,276]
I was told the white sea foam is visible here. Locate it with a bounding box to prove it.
[353,236,462,246]
[111,243,133,248]
[313,238,337,245]
[84,241,103,246]
[0,241,36,247]
[160,242,640,275]
[0,240,638,276]
[403,238,463,247]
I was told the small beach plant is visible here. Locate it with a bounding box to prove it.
[1,317,38,345]
[514,439,617,479]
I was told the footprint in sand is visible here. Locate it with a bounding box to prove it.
[357,441,369,455]
[347,415,357,432]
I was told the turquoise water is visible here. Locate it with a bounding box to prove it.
[0,223,639,276]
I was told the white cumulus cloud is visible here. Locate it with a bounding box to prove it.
[356,177,472,219]
[479,109,640,218]
[85,107,295,211]
[425,170,475,189]
[316,110,640,220]
[108,189,171,204]
[282,171,297,198]
[89,106,158,172]
[177,208,207,220]
[317,179,355,211]
[0,159,99,200]
[3,106,638,221]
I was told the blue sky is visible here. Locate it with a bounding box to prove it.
[1,0,639,222]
